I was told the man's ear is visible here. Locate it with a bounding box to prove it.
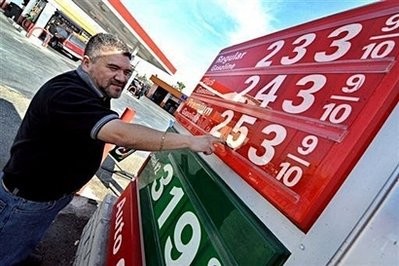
[81,55,91,71]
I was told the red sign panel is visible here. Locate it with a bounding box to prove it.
[106,181,143,266]
[176,2,399,231]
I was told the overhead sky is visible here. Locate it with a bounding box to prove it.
[122,0,377,95]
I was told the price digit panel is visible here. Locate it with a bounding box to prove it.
[176,1,399,231]
[139,149,290,265]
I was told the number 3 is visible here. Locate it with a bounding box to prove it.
[282,74,326,114]
[248,124,287,166]
[281,33,316,65]
[151,164,174,201]
[314,23,362,62]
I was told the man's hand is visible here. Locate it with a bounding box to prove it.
[189,134,225,155]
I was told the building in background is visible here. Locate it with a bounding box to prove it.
[147,75,187,115]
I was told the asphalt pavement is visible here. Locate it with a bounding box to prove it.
[0,10,174,265]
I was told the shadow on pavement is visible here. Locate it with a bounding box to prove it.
[96,156,125,195]
[0,98,21,169]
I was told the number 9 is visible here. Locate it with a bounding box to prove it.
[342,74,365,93]
[164,211,201,266]
[382,14,399,32]
[298,135,318,155]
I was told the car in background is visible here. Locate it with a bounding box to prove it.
[128,78,144,98]
[49,27,87,61]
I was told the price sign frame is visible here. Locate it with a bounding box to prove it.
[138,149,290,265]
[176,1,399,231]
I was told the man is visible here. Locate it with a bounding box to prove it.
[0,33,222,265]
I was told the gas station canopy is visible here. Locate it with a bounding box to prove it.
[69,0,176,75]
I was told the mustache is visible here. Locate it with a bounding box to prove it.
[110,80,126,87]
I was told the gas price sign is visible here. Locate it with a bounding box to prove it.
[138,148,289,265]
[175,2,399,231]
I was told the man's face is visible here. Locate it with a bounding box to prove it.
[82,48,132,98]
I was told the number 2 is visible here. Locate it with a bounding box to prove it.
[209,110,234,138]
[255,40,285,67]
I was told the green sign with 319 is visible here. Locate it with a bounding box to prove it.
[139,142,289,265]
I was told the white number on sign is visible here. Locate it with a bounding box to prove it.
[116,259,125,266]
[151,164,174,201]
[314,23,362,62]
[158,186,184,229]
[342,74,365,93]
[281,33,316,65]
[275,135,318,187]
[209,110,234,139]
[255,40,285,67]
[282,74,326,114]
[297,135,318,155]
[164,211,201,266]
[208,258,222,266]
[248,124,287,166]
[361,41,395,59]
[381,14,399,32]
[227,115,257,149]
[233,75,261,102]
[255,75,286,108]
[276,162,303,187]
[320,103,352,124]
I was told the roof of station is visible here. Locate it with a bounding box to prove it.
[150,75,184,99]
[56,0,176,75]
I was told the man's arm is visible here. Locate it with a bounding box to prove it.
[97,119,223,155]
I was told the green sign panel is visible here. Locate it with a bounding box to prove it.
[139,130,289,265]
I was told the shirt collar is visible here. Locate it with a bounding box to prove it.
[76,65,108,100]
